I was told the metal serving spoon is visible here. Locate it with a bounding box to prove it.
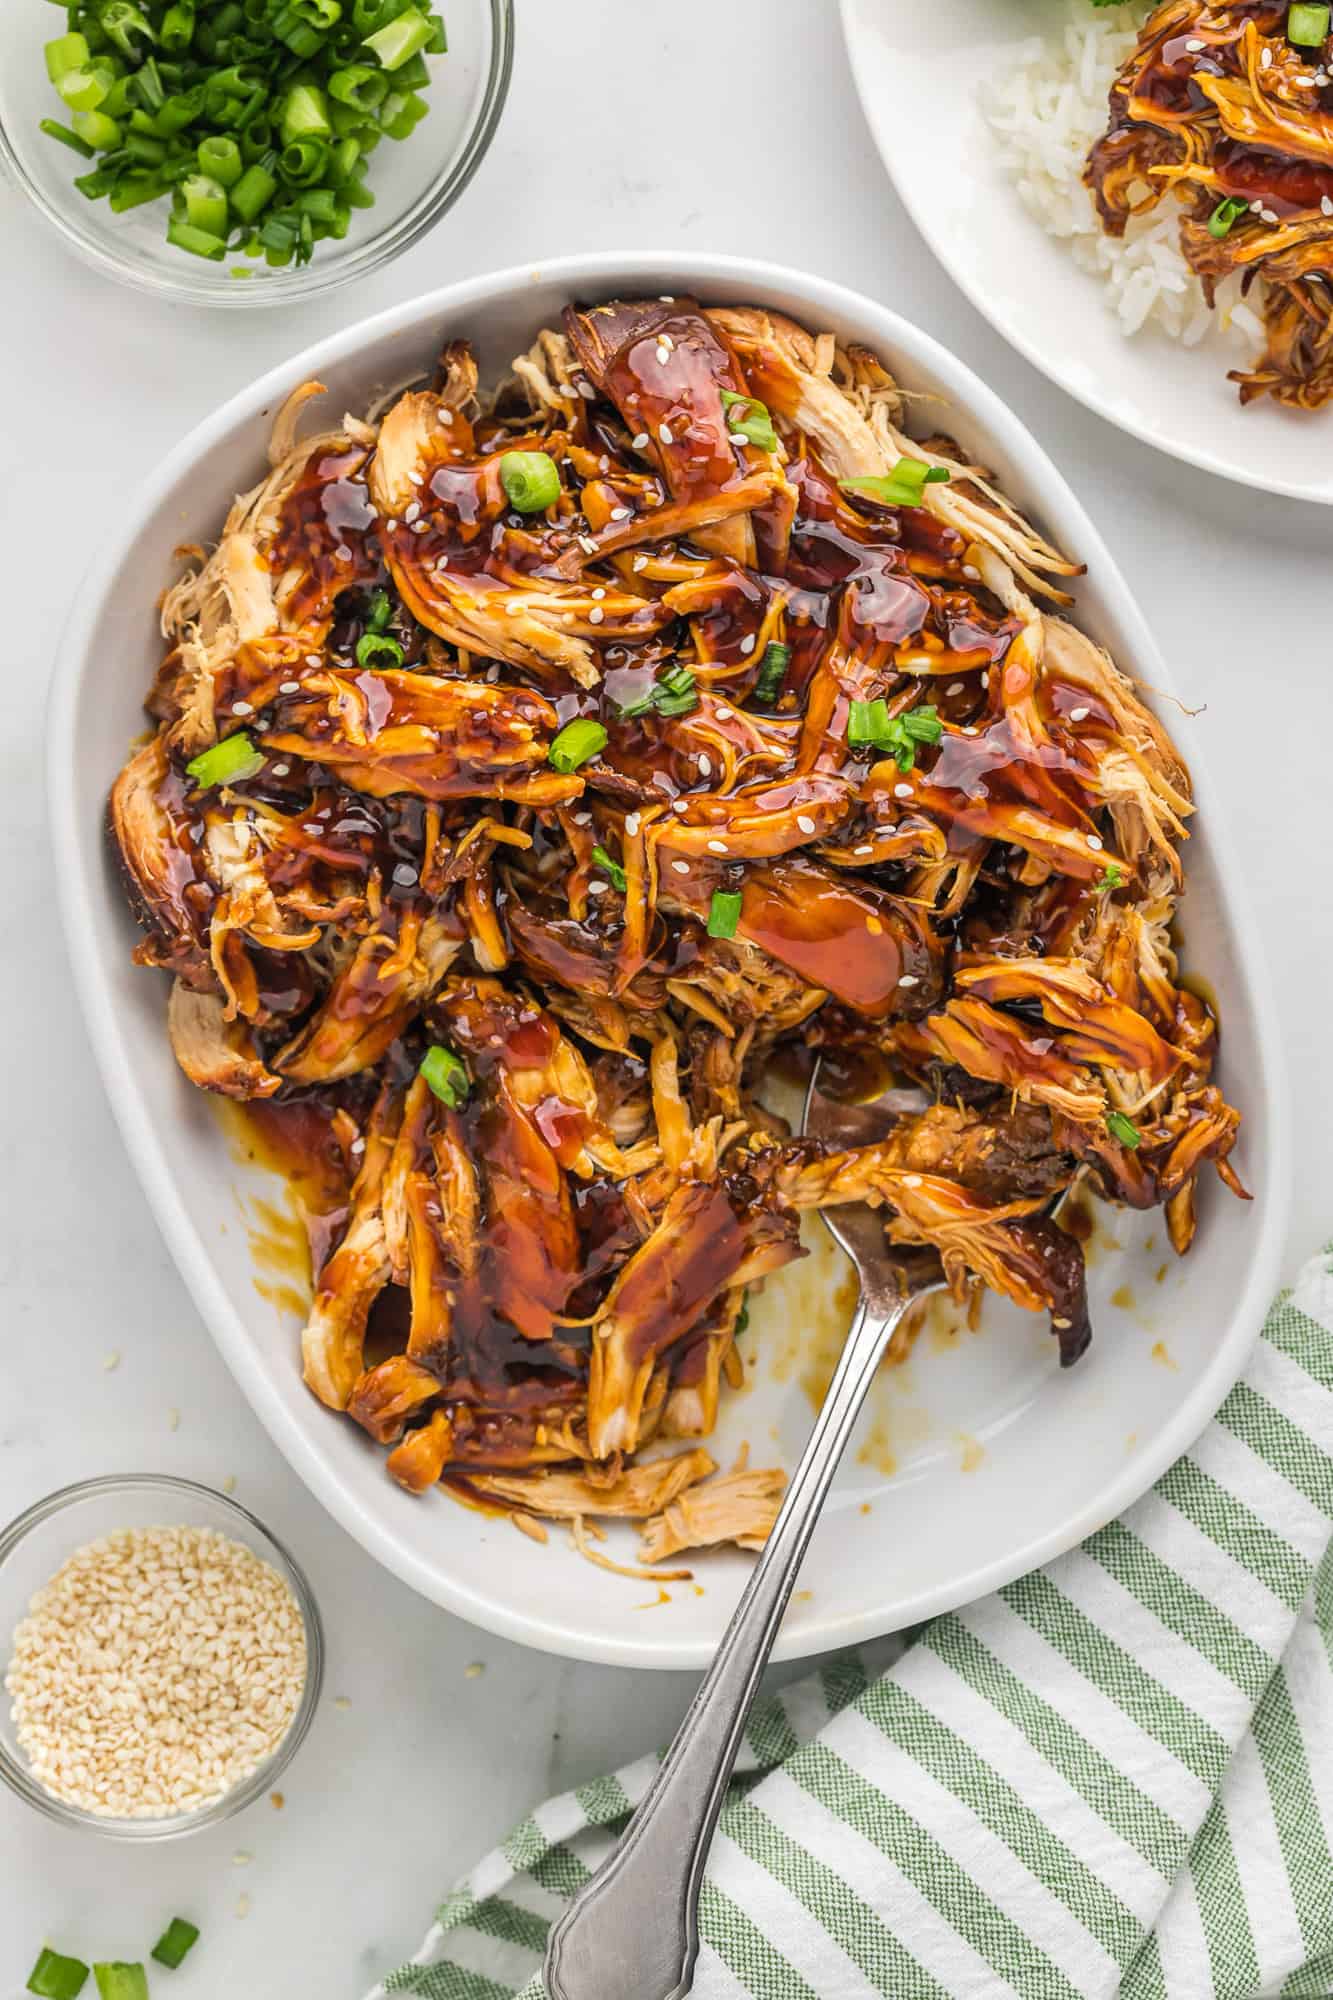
[543,1055,947,2000]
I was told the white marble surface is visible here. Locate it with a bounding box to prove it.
[2,0,1331,1988]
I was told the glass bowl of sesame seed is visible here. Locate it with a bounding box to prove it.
[0,1474,323,1838]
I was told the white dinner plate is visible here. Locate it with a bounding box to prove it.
[841,0,1333,504]
[48,253,1290,1667]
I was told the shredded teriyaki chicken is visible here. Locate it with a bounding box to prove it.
[1087,0,1333,407]
[109,297,1248,1571]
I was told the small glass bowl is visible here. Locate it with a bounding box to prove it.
[0,1475,323,1839]
[0,0,512,306]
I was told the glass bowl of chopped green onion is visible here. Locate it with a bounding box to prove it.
[0,1474,324,1837]
[0,0,512,304]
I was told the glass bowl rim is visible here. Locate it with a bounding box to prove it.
[0,0,514,309]
[0,1472,325,1839]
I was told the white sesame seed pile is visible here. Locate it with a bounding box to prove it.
[5,1525,307,1819]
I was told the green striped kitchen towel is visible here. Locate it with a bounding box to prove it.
[368,1248,1333,1999]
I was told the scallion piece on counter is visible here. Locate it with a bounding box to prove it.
[719,388,778,453]
[1106,1110,1143,1150]
[840,457,950,510]
[1288,2,1330,43]
[752,640,790,704]
[591,843,627,892]
[185,730,264,788]
[1207,196,1249,240]
[419,1043,469,1107]
[355,630,405,669]
[150,1918,201,1971]
[92,1968,149,2000]
[499,450,561,513]
[548,719,608,773]
[26,1949,89,2000]
[706,889,743,939]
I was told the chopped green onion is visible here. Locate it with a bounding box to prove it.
[198,133,242,184]
[900,704,942,746]
[1095,861,1124,891]
[98,1,154,59]
[92,1968,149,2000]
[281,79,332,140]
[328,61,387,110]
[499,450,561,513]
[40,117,97,156]
[363,4,433,68]
[355,629,405,669]
[116,172,171,211]
[1207,196,1249,240]
[26,1949,90,2000]
[230,154,278,221]
[846,697,892,750]
[419,1043,469,1107]
[840,457,951,510]
[706,889,743,939]
[719,388,778,453]
[548,719,608,773]
[180,169,228,233]
[185,730,263,787]
[56,62,115,112]
[752,640,790,704]
[734,1295,750,1336]
[45,31,91,81]
[71,105,123,148]
[366,587,393,630]
[1106,1110,1142,1150]
[280,134,329,182]
[653,673,699,717]
[1288,1,1329,42]
[378,86,428,139]
[160,0,195,50]
[150,1919,200,1971]
[591,843,627,892]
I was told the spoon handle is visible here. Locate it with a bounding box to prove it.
[543,1284,918,2000]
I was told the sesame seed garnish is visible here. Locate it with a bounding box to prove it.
[435,554,450,570]
[659,423,674,445]
[279,680,300,694]
[660,294,675,303]
[707,838,727,854]
[715,704,733,721]
[272,763,290,777]
[1185,36,1203,49]
[1069,705,1090,722]
[334,543,353,563]
[589,606,605,624]
[386,519,399,533]
[903,1173,923,1188]
[655,345,671,367]
[231,700,254,716]
[625,813,641,836]
[632,554,649,572]
[610,506,631,521]
[576,381,596,400]
[1260,44,1272,66]
[5,1526,307,1821]
[349,1136,365,1155]
[1250,200,1263,213]
[577,533,598,555]
[898,974,920,988]
[1323,196,1333,216]
[671,859,691,874]
[572,811,592,826]
[697,754,712,777]
[894,782,912,799]
[588,879,608,895]
[796,813,816,834]
[599,455,610,473]
[631,432,650,449]
[392,863,419,887]
[728,432,749,447]
[404,500,421,524]
[980,671,990,687]
[1087,833,1104,851]
[305,653,321,668]
[671,799,688,814]
[854,843,874,856]
[438,408,453,424]
[739,634,755,654]
[411,520,430,534]
[962,564,980,580]
[407,469,423,486]
[591,586,606,600]
[1261,207,1279,224]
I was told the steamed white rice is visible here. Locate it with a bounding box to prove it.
[982,3,1258,348]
